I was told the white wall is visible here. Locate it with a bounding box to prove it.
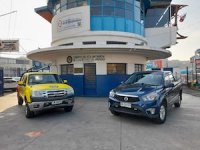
[145,26,177,48]
[56,53,146,75]
[52,6,90,45]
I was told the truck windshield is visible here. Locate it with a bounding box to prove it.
[125,73,151,84]
[28,74,62,85]
[136,73,163,86]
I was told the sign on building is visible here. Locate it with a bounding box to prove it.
[0,40,19,52]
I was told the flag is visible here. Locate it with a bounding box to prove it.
[179,13,187,22]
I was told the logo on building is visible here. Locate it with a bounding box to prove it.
[57,13,82,32]
[67,56,73,63]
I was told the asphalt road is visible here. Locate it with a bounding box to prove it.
[0,92,200,150]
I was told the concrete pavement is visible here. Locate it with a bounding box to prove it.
[0,92,200,150]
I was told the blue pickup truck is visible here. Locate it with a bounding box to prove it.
[108,71,182,124]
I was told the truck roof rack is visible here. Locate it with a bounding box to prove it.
[25,65,50,73]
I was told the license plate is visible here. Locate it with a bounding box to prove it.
[120,102,131,108]
[52,100,62,105]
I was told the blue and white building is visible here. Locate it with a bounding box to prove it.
[28,0,185,96]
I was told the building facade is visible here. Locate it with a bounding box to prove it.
[28,0,183,96]
[0,57,32,77]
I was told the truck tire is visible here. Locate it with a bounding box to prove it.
[25,104,34,118]
[64,106,73,112]
[110,110,120,116]
[174,94,182,108]
[155,102,167,124]
[17,96,23,106]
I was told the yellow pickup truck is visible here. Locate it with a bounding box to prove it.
[17,72,74,118]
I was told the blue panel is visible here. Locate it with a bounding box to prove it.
[60,75,84,96]
[115,18,125,32]
[103,17,115,31]
[91,17,103,30]
[96,75,130,97]
[125,20,134,33]
[60,74,130,97]
[135,22,141,35]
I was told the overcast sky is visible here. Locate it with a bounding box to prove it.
[0,0,199,61]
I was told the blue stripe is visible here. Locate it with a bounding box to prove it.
[60,74,130,97]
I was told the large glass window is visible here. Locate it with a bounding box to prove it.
[115,8,125,17]
[116,1,125,9]
[103,7,114,16]
[103,0,115,6]
[91,0,102,5]
[107,63,126,75]
[56,0,88,13]
[91,0,135,20]
[61,64,74,74]
[91,6,102,16]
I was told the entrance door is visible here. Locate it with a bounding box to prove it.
[84,63,96,96]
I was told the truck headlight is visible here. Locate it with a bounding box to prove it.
[67,87,74,95]
[32,90,45,97]
[109,90,115,98]
[142,92,159,101]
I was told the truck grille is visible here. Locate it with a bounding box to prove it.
[114,95,140,102]
[47,90,66,98]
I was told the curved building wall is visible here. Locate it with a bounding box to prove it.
[51,0,144,36]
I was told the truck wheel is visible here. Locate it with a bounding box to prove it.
[155,102,167,124]
[64,106,73,112]
[18,96,23,106]
[110,110,120,116]
[174,94,182,108]
[25,104,34,118]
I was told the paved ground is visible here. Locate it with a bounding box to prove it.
[0,92,200,150]
[183,85,200,97]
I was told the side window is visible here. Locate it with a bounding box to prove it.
[23,76,27,85]
[164,74,171,86]
[20,74,27,85]
[20,75,25,82]
[169,73,175,82]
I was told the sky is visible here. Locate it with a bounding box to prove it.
[0,0,199,61]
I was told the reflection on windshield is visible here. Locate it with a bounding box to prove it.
[28,74,62,85]
[136,74,163,86]
[125,73,149,84]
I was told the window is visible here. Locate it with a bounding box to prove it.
[107,63,126,75]
[103,6,114,16]
[116,1,125,9]
[55,0,87,13]
[115,8,125,17]
[165,73,175,85]
[91,6,102,16]
[135,64,143,72]
[61,64,74,74]
[103,0,115,6]
[91,0,102,5]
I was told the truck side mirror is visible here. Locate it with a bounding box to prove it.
[17,81,24,86]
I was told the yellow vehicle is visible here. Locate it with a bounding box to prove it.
[17,72,74,118]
